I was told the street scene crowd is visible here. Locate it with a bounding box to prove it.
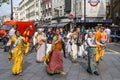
[6,24,111,76]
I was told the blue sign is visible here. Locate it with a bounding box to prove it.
[79,20,112,23]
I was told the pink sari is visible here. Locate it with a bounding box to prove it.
[47,35,64,74]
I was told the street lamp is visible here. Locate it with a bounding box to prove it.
[74,0,77,28]
[84,0,86,27]
[10,0,13,20]
[74,0,86,28]
[54,8,60,27]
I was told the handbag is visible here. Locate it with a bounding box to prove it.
[76,33,82,46]
[8,51,13,61]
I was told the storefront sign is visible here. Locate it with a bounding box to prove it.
[88,0,100,7]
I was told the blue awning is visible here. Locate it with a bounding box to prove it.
[78,20,112,23]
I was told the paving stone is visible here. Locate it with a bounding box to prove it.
[0,48,120,80]
[67,63,79,80]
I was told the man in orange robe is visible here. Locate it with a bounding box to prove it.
[23,27,32,54]
[100,27,107,59]
[94,27,102,63]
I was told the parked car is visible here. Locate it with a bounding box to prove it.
[110,30,120,42]
[110,25,120,42]
[0,24,12,45]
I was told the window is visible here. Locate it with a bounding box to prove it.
[60,10,62,16]
[79,2,81,11]
[54,0,58,3]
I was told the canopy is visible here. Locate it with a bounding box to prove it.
[3,20,35,36]
[49,24,57,27]
[57,23,68,27]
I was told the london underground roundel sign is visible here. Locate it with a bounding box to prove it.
[88,0,100,7]
[69,14,74,20]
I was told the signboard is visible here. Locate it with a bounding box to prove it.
[86,0,106,18]
[88,0,100,7]
[68,14,74,20]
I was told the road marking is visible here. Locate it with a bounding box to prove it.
[107,49,120,54]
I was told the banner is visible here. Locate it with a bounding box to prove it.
[86,0,106,18]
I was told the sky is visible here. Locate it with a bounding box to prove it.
[0,0,20,17]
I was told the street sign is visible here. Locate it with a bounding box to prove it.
[68,14,74,21]
[88,0,100,7]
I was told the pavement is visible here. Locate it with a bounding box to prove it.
[0,43,120,80]
[107,43,120,53]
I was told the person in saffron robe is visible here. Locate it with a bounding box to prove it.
[47,29,66,75]
[8,30,26,75]
[94,27,102,64]
[100,27,107,59]
[23,26,32,54]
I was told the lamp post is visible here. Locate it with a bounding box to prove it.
[84,0,86,27]
[0,0,13,20]
[74,0,77,28]
[54,8,60,27]
[10,0,13,20]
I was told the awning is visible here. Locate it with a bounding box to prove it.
[43,24,49,27]
[49,24,57,27]
[57,23,68,27]
[78,20,112,23]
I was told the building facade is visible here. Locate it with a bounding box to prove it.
[110,0,120,25]
[17,0,107,25]
[52,0,106,24]
[13,7,19,20]
[19,0,42,21]
[41,0,52,23]
[2,14,11,22]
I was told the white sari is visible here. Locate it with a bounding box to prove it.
[36,33,46,61]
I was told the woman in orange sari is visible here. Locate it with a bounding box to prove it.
[47,29,66,75]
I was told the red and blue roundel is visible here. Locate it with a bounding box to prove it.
[88,0,100,7]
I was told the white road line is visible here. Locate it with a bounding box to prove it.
[107,49,120,54]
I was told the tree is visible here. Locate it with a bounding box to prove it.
[2,0,9,3]
[0,0,9,7]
